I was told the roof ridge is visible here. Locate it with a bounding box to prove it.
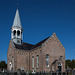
[31,36,50,49]
[23,42,34,46]
[35,36,50,45]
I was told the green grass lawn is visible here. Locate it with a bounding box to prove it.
[61,73,72,75]
[68,73,72,75]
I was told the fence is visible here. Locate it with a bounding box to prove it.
[0,70,75,75]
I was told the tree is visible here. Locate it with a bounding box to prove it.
[0,61,7,69]
[70,59,75,69]
[65,59,75,70]
[65,59,71,69]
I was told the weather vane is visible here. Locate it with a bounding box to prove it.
[17,0,19,8]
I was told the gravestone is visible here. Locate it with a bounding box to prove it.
[4,72,8,75]
[21,70,26,75]
[72,70,75,75]
[0,70,2,74]
[17,69,21,75]
[63,72,65,75]
[9,71,14,75]
[50,71,53,75]
[26,70,29,75]
[14,72,17,75]
[56,70,58,75]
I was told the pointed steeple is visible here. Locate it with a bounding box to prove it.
[11,9,23,45]
[12,9,22,28]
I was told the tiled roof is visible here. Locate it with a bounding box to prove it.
[14,36,50,50]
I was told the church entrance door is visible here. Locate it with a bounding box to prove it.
[58,62,62,72]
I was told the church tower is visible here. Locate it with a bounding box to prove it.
[11,9,23,45]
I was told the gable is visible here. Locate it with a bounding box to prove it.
[41,33,65,60]
[42,33,65,50]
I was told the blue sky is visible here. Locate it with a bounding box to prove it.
[0,0,75,63]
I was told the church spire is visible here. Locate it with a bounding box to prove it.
[12,9,22,28]
[11,9,23,45]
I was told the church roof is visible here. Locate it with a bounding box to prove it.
[14,36,50,50]
[52,60,58,64]
[14,42,34,50]
[31,36,50,49]
[12,9,22,28]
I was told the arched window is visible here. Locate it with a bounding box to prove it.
[52,66,54,71]
[9,62,12,71]
[17,30,20,36]
[46,54,49,68]
[13,30,16,36]
[32,56,34,68]
[60,56,63,60]
[37,55,39,68]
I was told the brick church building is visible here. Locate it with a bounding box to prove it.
[7,9,65,72]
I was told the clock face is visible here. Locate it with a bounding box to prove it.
[17,40,20,43]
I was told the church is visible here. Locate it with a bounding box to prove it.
[7,9,65,72]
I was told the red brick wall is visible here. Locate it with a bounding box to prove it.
[42,33,65,72]
[7,40,16,71]
[29,47,43,72]
[15,50,29,71]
